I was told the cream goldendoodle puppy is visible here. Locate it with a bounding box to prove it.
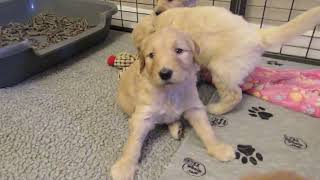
[133,6,320,116]
[111,28,235,180]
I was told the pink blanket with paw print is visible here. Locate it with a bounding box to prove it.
[241,67,320,118]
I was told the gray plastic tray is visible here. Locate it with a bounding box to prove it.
[0,0,117,88]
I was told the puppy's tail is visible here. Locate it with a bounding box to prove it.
[258,6,320,49]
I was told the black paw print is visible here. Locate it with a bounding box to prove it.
[210,116,228,127]
[235,144,263,165]
[248,106,273,120]
[267,60,283,66]
[182,157,206,177]
[284,134,307,150]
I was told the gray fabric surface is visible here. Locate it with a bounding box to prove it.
[0,31,183,180]
[159,59,320,180]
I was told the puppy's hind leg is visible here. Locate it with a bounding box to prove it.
[207,77,242,115]
[168,121,183,140]
[206,62,243,115]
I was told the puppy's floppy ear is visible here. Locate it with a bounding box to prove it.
[138,33,154,73]
[138,49,145,73]
[183,0,197,7]
[138,37,148,73]
[192,40,200,56]
[190,39,200,60]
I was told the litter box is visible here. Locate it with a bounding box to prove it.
[0,0,117,88]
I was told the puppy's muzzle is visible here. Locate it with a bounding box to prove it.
[154,7,162,16]
[159,68,173,80]
[155,11,161,16]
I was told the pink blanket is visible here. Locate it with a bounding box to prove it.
[241,67,320,118]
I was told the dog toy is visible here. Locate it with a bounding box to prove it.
[107,52,138,70]
[107,52,139,78]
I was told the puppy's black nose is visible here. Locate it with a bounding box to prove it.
[155,11,161,16]
[159,68,173,80]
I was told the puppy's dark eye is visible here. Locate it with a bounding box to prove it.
[168,0,173,2]
[148,52,155,59]
[175,48,184,54]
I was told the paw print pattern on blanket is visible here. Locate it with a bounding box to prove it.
[248,106,273,120]
[284,135,308,150]
[235,144,263,165]
[210,116,228,127]
[182,157,206,177]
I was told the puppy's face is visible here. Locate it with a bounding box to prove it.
[154,0,197,15]
[139,28,200,86]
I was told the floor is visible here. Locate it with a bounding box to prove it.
[0,31,181,180]
[0,30,319,180]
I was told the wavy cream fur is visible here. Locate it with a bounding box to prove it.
[132,6,320,115]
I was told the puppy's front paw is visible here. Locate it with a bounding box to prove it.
[111,159,136,180]
[208,143,235,162]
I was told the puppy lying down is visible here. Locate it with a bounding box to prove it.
[111,28,235,180]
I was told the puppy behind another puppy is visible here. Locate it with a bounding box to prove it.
[133,6,320,116]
